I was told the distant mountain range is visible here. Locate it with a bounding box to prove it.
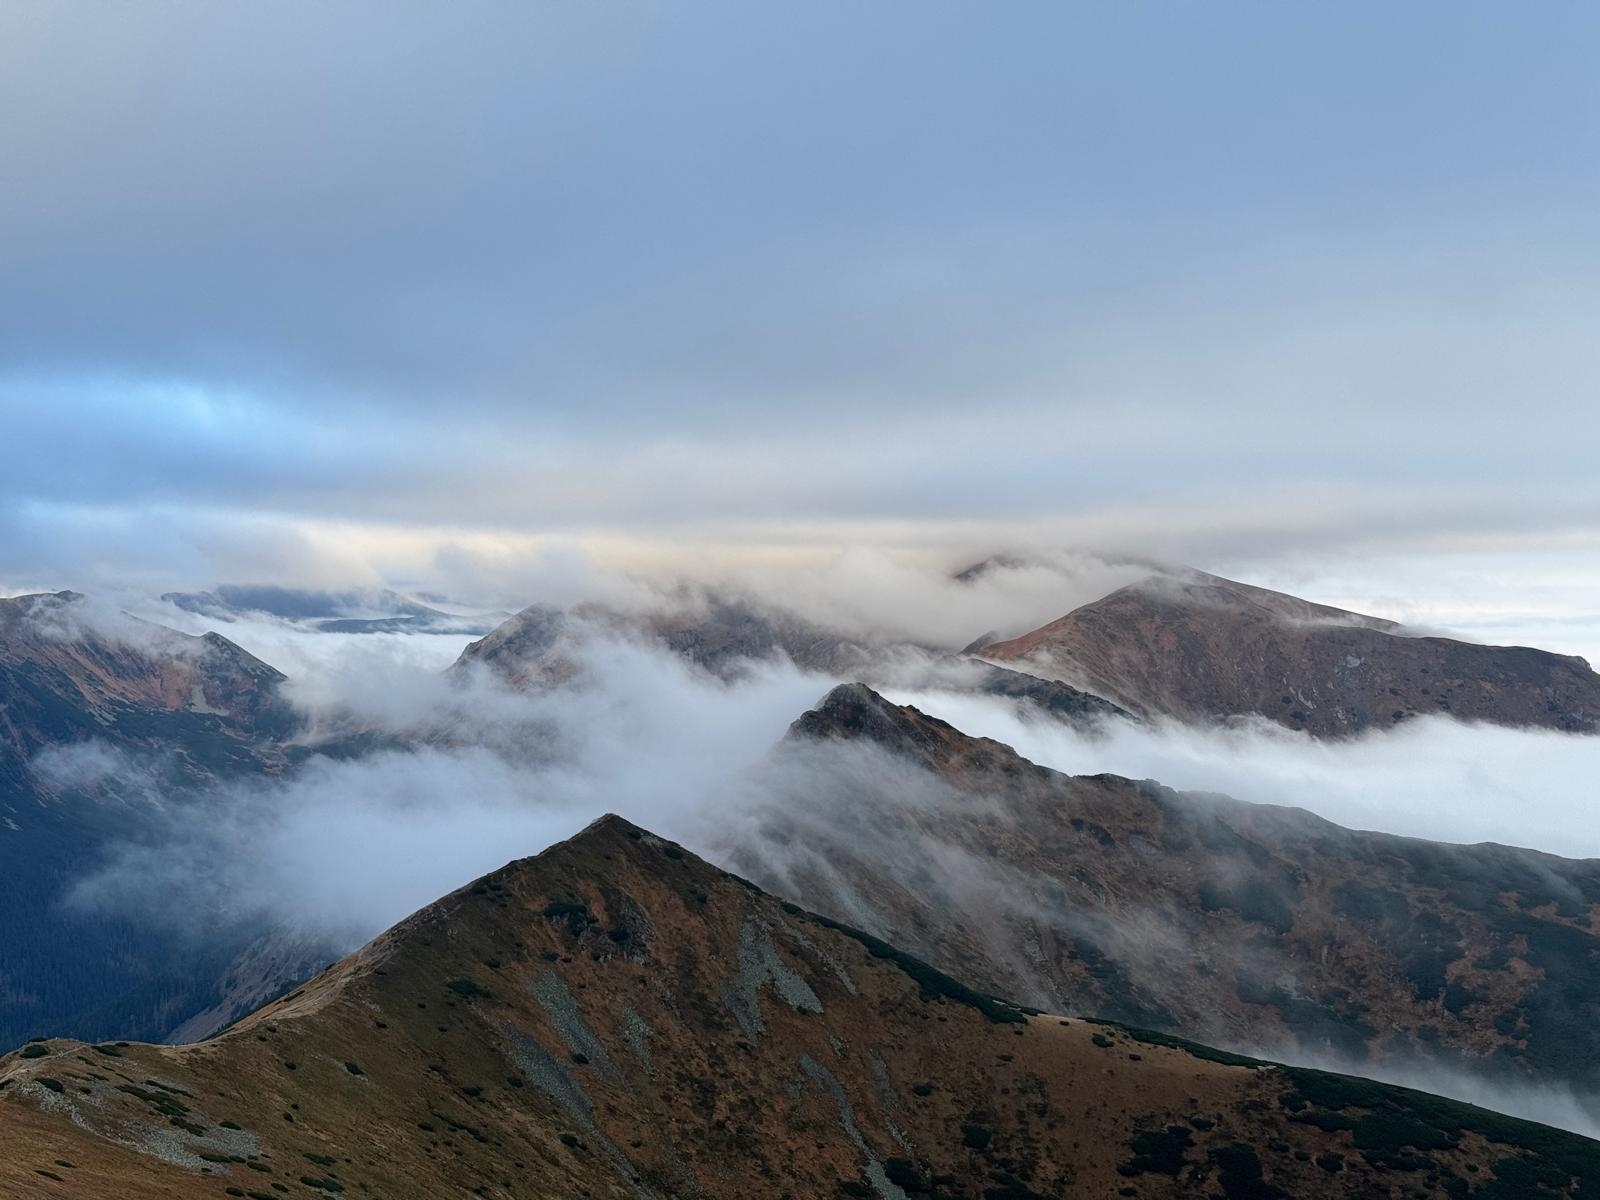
[976,570,1600,736]
[161,585,509,636]
[0,592,326,1050]
[4,813,1596,1199]
[4,565,1600,1186]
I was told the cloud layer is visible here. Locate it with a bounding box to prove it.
[2,4,1600,620]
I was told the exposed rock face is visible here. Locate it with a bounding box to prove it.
[978,571,1600,736]
[742,684,1600,1121]
[5,813,1594,1199]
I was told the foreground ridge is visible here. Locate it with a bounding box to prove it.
[3,813,1597,1198]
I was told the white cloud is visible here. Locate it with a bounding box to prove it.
[887,689,1600,859]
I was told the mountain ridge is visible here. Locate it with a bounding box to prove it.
[741,683,1600,1123]
[977,570,1600,735]
[5,809,1598,1199]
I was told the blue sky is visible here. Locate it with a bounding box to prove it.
[2,2,1598,649]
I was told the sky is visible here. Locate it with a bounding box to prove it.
[2,2,1598,655]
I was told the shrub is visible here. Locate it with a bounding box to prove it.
[806,913,1028,1024]
[1122,1126,1193,1176]
[883,1159,928,1193]
[20,1044,48,1059]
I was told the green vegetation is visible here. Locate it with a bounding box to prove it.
[961,1123,992,1150]
[1281,1065,1600,1182]
[883,1158,927,1191]
[982,1169,1053,1199]
[1210,1143,1287,1200]
[805,912,1028,1024]
[1093,1020,1262,1069]
[1196,879,1296,935]
[19,1043,47,1059]
[37,1077,64,1093]
[1091,1034,1114,1049]
[1119,1126,1192,1176]
[445,978,491,1000]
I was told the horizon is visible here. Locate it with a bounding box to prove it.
[3,3,1598,663]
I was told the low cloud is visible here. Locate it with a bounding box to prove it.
[46,621,1600,1136]
[889,688,1600,860]
[59,627,832,943]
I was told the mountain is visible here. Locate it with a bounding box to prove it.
[453,594,884,682]
[162,585,507,636]
[0,592,310,1050]
[726,684,1600,1124]
[977,570,1600,736]
[456,596,1129,727]
[5,813,1596,1199]
[1,591,294,787]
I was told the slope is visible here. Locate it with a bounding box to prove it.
[4,813,1596,1199]
[734,684,1600,1121]
[977,570,1600,735]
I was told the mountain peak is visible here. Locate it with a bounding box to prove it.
[980,569,1600,735]
[786,682,970,760]
[8,805,1598,1198]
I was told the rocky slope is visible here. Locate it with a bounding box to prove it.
[728,684,1600,1122]
[4,813,1596,1199]
[977,570,1600,736]
[0,592,306,1049]
[0,591,294,785]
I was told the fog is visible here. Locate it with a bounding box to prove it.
[59,627,834,942]
[40,618,1600,1136]
[885,688,1600,860]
